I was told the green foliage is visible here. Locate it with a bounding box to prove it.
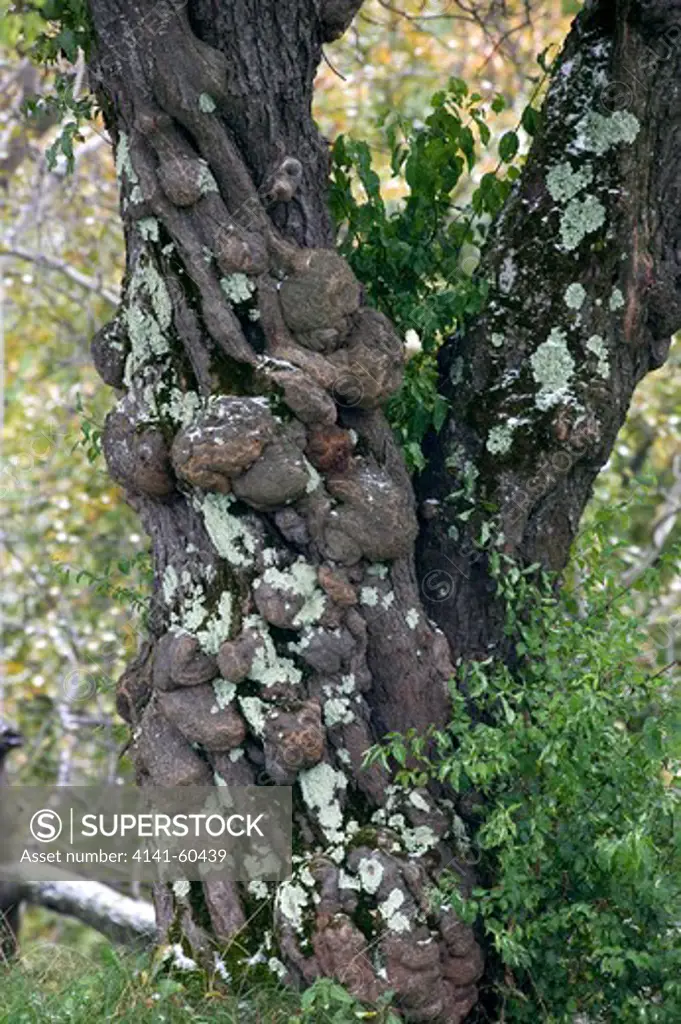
[34,0,94,64]
[329,78,527,468]
[53,550,153,620]
[367,514,681,1022]
[0,941,399,1023]
[23,67,95,174]
[291,978,400,1023]
[0,1,45,50]
[74,393,103,463]
[19,0,96,172]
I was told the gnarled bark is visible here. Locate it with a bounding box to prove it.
[88,2,475,1021]
[87,1,679,1021]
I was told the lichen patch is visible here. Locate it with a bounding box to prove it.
[530,329,575,409]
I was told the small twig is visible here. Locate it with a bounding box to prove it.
[0,244,120,306]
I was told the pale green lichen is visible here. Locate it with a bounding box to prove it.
[578,110,640,156]
[357,857,384,895]
[239,695,268,737]
[405,608,419,630]
[220,273,255,304]
[213,678,237,710]
[261,548,277,567]
[247,879,269,899]
[168,945,198,972]
[199,92,216,113]
[277,881,308,931]
[173,579,209,633]
[586,334,610,379]
[487,422,516,456]
[401,823,440,857]
[324,697,355,727]
[546,162,593,203]
[172,880,190,899]
[243,615,302,688]
[298,864,316,889]
[258,560,326,627]
[115,134,136,184]
[115,134,143,204]
[331,675,352,699]
[137,217,160,242]
[145,262,173,329]
[196,591,233,655]
[376,797,441,862]
[530,328,575,409]
[409,791,430,813]
[491,332,505,348]
[360,587,379,607]
[200,493,257,567]
[367,563,389,579]
[560,194,606,251]
[162,565,179,603]
[299,763,347,842]
[267,957,287,980]
[498,255,517,294]
[166,388,201,429]
[565,282,586,310]
[379,889,410,933]
[609,287,625,311]
[198,160,219,194]
[338,869,361,891]
[303,458,322,494]
[123,258,173,384]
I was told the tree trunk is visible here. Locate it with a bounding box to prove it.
[86,1,679,1020]
[418,1,681,661]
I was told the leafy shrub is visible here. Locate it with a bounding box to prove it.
[368,510,681,1022]
[329,78,524,468]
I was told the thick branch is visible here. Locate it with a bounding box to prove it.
[319,0,365,41]
[417,0,681,659]
[21,880,156,946]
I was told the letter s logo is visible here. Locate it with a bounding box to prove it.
[30,809,63,843]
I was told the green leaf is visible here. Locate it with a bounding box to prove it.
[521,105,541,136]
[499,131,519,163]
[55,27,77,62]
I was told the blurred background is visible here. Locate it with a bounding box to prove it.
[1,0,679,953]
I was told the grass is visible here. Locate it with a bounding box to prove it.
[1,910,402,1024]
[0,943,305,1024]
